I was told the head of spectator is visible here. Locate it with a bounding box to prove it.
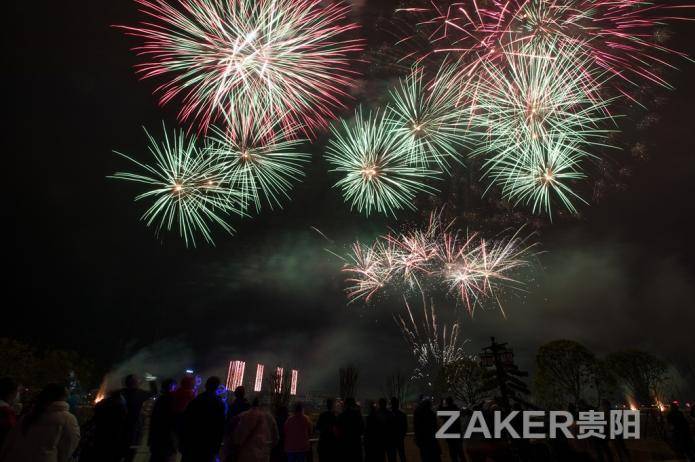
[124,374,140,390]
[205,376,221,393]
[21,383,68,435]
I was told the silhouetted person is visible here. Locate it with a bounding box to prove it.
[337,397,364,462]
[389,398,407,462]
[316,399,339,461]
[0,377,19,451]
[121,374,152,462]
[0,383,80,462]
[172,375,196,415]
[667,401,695,460]
[223,385,252,462]
[414,399,441,462]
[232,397,279,462]
[284,402,312,462]
[270,404,288,462]
[601,399,630,462]
[366,398,393,462]
[180,376,226,462]
[440,397,462,462]
[365,402,379,462]
[149,378,178,462]
[229,386,251,421]
[79,390,127,462]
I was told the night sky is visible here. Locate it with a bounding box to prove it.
[8,1,695,393]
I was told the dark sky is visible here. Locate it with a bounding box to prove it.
[8,1,695,393]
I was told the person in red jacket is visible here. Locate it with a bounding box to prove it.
[283,402,312,462]
[172,375,196,415]
[0,377,19,450]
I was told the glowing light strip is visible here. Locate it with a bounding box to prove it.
[226,360,246,390]
[290,369,299,395]
[254,364,265,392]
[275,367,284,393]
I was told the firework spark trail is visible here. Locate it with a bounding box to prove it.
[342,212,536,315]
[111,125,246,247]
[120,0,364,135]
[207,110,310,212]
[397,0,694,93]
[395,298,469,381]
[326,108,439,217]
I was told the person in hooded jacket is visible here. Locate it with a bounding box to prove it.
[0,383,80,462]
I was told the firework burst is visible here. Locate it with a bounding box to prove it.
[344,240,396,303]
[120,0,364,134]
[398,0,694,93]
[464,40,617,215]
[441,227,533,317]
[467,40,615,155]
[396,298,469,382]
[489,135,588,217]
[387,65,469,170]
[111,125,245,247]
[208,111,310,212]
[326,108,439,217]
[342,212,535,315]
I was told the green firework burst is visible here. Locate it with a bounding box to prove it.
[387,65,469,171]
[465,40,618,216]
[111,125,246,247]
[487,135,589,217]
[467,40,615,157]
[208,112,310,212]
[326,108,439,217]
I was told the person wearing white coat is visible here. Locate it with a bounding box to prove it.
[0,383,80,462]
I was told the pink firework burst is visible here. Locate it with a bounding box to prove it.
[341,211,537,316]
[398,0,694,94]
[119,0,365,135]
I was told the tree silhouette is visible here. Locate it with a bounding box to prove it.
[383,370,410,404]
[440,358,486,407]
[339,364,359,399]
[0,337,97,397]
[534,340,597,408]
[607,350,668,406]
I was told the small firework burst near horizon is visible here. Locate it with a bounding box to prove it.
[119,0,365,135]
[110,125,246,247]
[342,212,537,316]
